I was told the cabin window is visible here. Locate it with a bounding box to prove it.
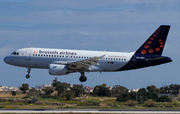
[33,54,34,56]
[54,55,56,57]
[46,55,48,57]
[57,55,59,57]
[62,56,64,57]
[49,55,51,57]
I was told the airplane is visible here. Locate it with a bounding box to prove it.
[4,25,172,82]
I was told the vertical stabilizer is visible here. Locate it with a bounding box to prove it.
[135,25,170,55]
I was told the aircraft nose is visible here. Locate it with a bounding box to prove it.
[4,56,8,63]
[3,56,11,64]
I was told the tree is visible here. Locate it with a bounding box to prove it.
[27,88,40,97]
[93,84,111,97]
[138,88,147,94]
[52,77,58,87]
[31,96,39,103]
[65,90,75,100]
[112,85,128,97]
[70,84,84,97]
[117,93,130,102]
[147,85,158,93]
[146,92,158,101]
[159,86,166,93]
[20,83,29,93]
[157,96,170,102]
[11,91,16,96]
[56,82,70,97]
[42,87,54,97]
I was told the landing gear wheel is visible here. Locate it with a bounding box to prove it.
[26,75,30,79]
[26,68,31,79]
[84,76,87,81]
[79,76,87,82]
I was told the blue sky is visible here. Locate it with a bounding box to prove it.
[0,0,180,89]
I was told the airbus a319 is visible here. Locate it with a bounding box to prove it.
[4,25,172,82]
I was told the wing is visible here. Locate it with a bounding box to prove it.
[53,55,105,71]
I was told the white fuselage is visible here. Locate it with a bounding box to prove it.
[5,48,134,72]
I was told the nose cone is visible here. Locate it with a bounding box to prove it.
[4,56,8,63]
[4,56,11,64]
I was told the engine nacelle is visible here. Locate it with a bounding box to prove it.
[49,64,68,75]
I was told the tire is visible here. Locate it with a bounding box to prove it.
[26,75,30,79]
[79,76,87,82]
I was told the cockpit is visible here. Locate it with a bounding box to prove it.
[11,51,19,55]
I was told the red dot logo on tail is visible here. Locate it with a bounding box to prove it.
[147,41,152,44]
[155,48,160,51]
[160,45,164,48]
[144,45,149,49]
[141,50,147,54]
[148,49,154,53]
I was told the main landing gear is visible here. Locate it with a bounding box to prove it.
[26,68,31,79]
[79,72,87,82]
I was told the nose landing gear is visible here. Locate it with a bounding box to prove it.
[26,68,31,79]
[79,72,87,82]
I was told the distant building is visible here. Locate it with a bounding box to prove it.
[84,86,94,93]
[35,84,52,90]
[0,85,19,91]
[128,89,139,93]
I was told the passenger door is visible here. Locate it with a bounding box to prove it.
[25,49,31,60]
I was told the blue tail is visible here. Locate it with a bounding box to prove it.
[135,25,170,56]
[117,25,172,71]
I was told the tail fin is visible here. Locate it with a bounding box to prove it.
[135,25,170,56]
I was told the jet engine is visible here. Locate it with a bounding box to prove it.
[49,64,68,75]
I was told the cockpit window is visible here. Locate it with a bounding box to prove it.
[11,51,19,55]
